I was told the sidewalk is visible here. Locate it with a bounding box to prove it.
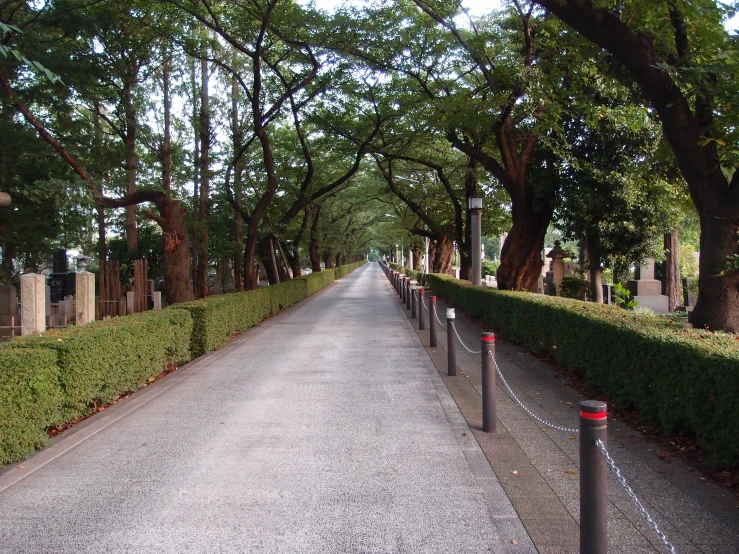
[392,273,738,554]
[0,264,532,554]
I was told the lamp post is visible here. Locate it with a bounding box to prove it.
[469,197,483,286]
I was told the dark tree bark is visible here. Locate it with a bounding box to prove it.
[664,229,680,311]
[532,0,739,331]
[309,205,322,272]
[194,52,211,299]
[0,71,193,304]
[258,235,280,285]
[123,75,138,256]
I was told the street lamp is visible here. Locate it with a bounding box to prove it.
[469,197,483,286]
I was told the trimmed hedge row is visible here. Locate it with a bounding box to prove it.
[333,261,365,279]
[0,262,367,466]
[427,273,739,466]
[172,270,338,357]
[1,309,192,464]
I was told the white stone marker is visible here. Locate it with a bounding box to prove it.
[152,291,162,310]
[20,273,46,336]
[76,271,95,326]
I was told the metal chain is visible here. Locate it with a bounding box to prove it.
[492,353,580,434]
[452,323,482,354]
[595,439,678,554]
[434,309,448,327]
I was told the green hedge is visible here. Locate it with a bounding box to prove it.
[0,262,366,466]
[5,309,192,422]
[304,269,336,295]
[0,348,62,464]
[427,273,739,466]
[172,264,367,357]
[334,261,365,279]
[0,309,191,464]
[174,281,304,357]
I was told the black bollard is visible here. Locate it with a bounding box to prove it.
[411,285,417,318]
[447,308,456,376]
[419,289,425,331]
[429,296,437,347]
[401,277,406,303]
[580,400,608,554]
[406,280,412,310]
[481,333,496,432]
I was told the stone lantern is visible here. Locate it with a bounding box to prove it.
[546,240,567,295]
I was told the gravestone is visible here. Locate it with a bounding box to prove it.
[20,273,46,335]
[627,258,668,313]
[76,271,95,326]
[682,278,697,312]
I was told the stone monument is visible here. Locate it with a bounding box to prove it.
[20,273,46,335]
[626,258,669,313]
[76,271,95,326]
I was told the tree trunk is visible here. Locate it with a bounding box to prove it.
[497,203,552,291]
[124,81,138,256]
[155,199,193,305]
[231,68,244,291]
[664,229,680,311]
[195,54,210,299]
[275,238,290,282]
[587,234,603,304]
[432,234,454,274]
[689,216,739,332]
[243,237,258,290]
[324,245,335,269]
[257,235,280,285]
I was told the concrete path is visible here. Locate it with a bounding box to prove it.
[0,264,531,554]
[401,279,739,554]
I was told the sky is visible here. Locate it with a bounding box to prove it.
[313,0,739,30]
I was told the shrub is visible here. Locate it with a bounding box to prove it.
[6,309,192,422]
[560,276,591,301]
[304,269,335,296]
[427,273,739,466]
[0,348,62,464]
[481,260,500,277]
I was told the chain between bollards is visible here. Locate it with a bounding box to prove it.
[447,309,456,376]
[481,333,496,433]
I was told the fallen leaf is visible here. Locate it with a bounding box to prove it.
[511,470,518,475]
[512,540,518,545]
[565,469,577,475]
[148,376,156,383]
[659,453,669,460]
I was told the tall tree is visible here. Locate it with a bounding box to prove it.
[532,0,739,330]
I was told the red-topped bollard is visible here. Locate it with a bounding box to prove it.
[447,308,456,376]
[580,400,608,554]
[418,289,426,331]
[429,296,438,347]
[481,332,496,432]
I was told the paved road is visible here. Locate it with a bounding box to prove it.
[0,264,530,554]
